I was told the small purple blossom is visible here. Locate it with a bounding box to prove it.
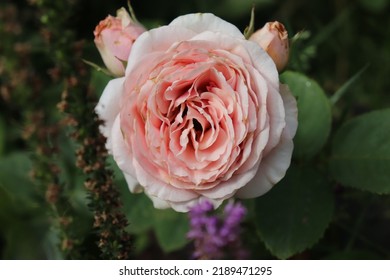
[187,200,248,259]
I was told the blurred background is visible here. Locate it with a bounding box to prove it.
[0,0,389,259]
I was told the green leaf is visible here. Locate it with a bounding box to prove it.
[154,209,189,253]
[122,193,155,234]
[329,109,390,194]
[280,71,332,159]
[255,165,334,259]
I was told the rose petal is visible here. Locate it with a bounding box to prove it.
[125,26,197,76]
[198,163,259,199]
[131,155,200,203]
[236,85,298,198]
[169,196,224,212]
[280,84,298,138]
[95,77,125,151]
[243,39,279,88]
[111,115,139,192]
[169,13,244,40]
[146,193,171,209]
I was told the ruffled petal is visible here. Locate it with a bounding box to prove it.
[130,154,199,203]
[236,85,297,198]
[125,26,197,75]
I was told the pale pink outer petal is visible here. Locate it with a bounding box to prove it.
[131,156,199,203]
[145,192,222,212]
[198,165,259,199]
[236,85,298,198]
[169,13,245,39]
[279,84,298,139]
[111,115,140,192]
[166,195,224,212]
[95,77,125,151]
[125,26,197,76]
[146,194,170,209]
[242,39,279,90]
[124,174,142,193]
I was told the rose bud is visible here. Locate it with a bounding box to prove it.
[94,7,146,76]
[249,21,289,72]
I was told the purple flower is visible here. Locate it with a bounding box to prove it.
[187,200,248,259]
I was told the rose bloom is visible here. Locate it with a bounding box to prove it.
[94,7,146,76]
[96,13,298,212]
[249,21,289,72]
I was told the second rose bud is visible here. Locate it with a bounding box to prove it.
[249,21,289,72]
[94,7,146,76]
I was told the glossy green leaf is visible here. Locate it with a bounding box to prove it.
[255,165,334,259]
[154,209,189,253]
[280,71,332,159]
[329,109,390,194]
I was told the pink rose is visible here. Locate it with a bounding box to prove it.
[249,21,289,72]
[96,13,298,212]
[94,7,146,76]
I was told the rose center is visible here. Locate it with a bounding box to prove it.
[193,118,202,132]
